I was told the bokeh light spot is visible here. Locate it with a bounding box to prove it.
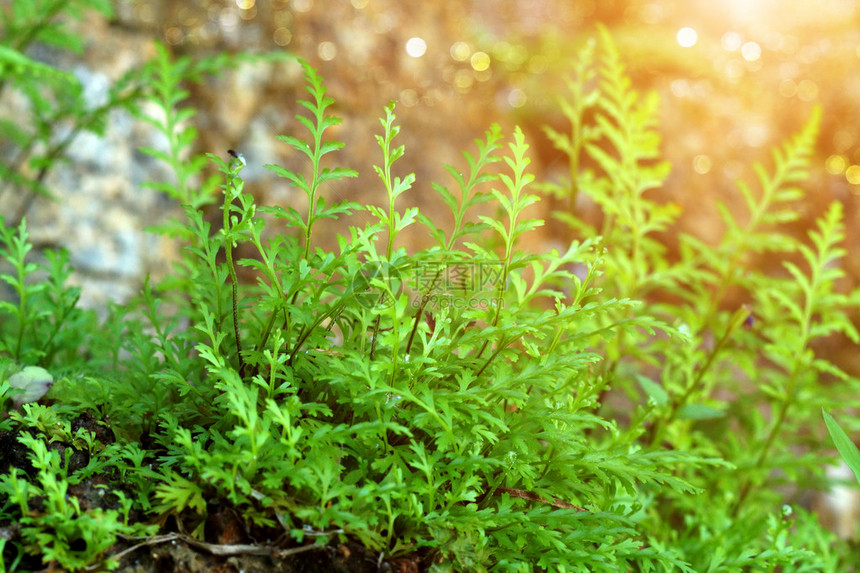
[236,0,255,8]
[492,41,513,61]
[693,155,712,174]
[470,51,490,71]
[741,41,761,62]
[825,155,847,175]
[136,4,155,23]
[724,59,744,79]
[845,165,860,184]
[798,44,819,64]
[527,54,548,74]
[292,0,313,12]
[721,32,742,51]
[273,27,292,46]
[670,79,690,98]
[507,88,527,108]
[743,124,769,147]
[405,37,427,58]
[317,41,337,61]
[165,26,183,45]
[506,45,528,69]
[421,91,438,107]
[778,79,797,98]
[454,68,473,92]
[218,7,239,30]
[450,41,471,62]
[350,0,368,8]
[399,89,418,107]
[640,3,664,24]
[797,79,818,101]
[677,27,698,48]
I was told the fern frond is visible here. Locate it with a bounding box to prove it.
[265,60,358,259]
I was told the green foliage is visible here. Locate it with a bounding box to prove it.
[1,11,859,573]
[0,0,288,231]
[266,60,359,258]
[823,409,860,487]
[0,218,99,369]
[0,0,142,225]
[139,79,690,568]
[0,409,157,571]
[135,42,291,218]
[542,25,860,571]
[0,0,111,54]
[0,420,154,570]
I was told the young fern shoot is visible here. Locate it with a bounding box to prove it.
[406,125,503,355]
[371,101,417,261]
[541,37,599,226]
[0,219,40,362]
[366,101,416,359]
[475,126,541,360]
[265,61,358,260]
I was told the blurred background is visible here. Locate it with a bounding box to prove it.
[2,0,859,351]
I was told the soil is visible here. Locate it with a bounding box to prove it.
[106,536,420,573]
[0,413,426,573]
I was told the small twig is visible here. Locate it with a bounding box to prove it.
[495,487,587,512]
[93,532,320,571]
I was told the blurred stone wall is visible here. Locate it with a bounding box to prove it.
[0,10,168,308]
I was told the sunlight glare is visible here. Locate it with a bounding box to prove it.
[677,27,698,48]
[741,41,762,61]
[405,37,427,58]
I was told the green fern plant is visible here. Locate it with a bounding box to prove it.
[0,218,100,371]
[0,427,156,571]
[544,25,859,571]
[122,58,715,571]
[3,15,860,573]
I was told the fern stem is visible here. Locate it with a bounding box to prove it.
[732,237,819,515]
[731,363,802,517]
[223,160,245,376]
[649,306,750,447]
